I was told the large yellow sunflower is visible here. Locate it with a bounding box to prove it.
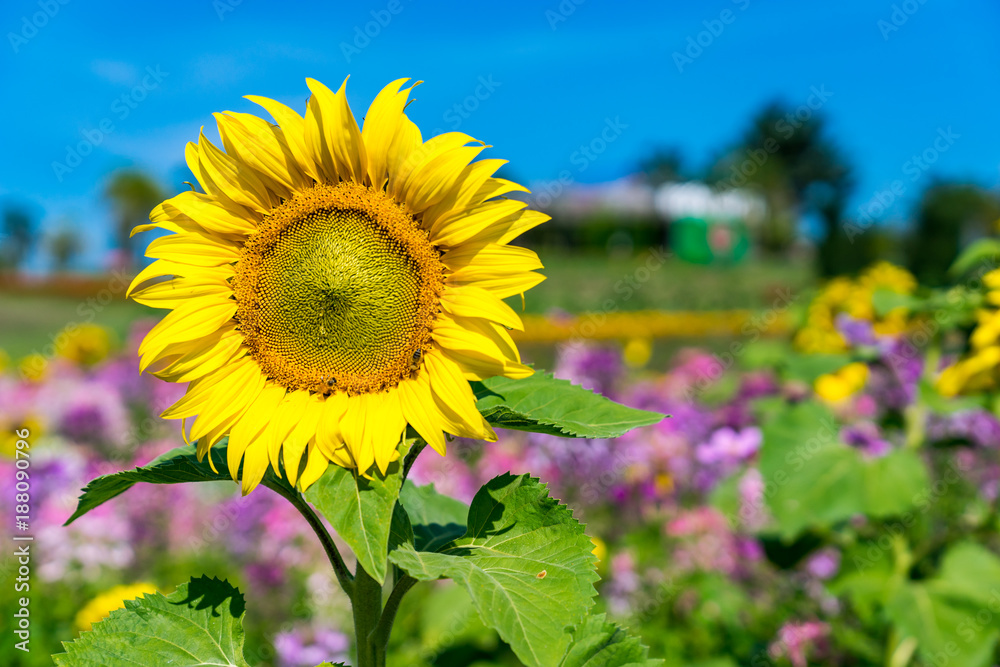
[129,77,547,494]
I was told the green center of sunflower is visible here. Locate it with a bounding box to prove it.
[235,181,443,395]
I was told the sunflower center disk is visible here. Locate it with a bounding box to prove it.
[236,182,442,395]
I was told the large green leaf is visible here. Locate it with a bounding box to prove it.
[390,474,599,667]
[64,439,294,525]
[559,613,663,666]
[305,439,411,585]
[759,401,929,539]
[399,481,469,552]
[472,372,664,438]
[53,576,249,666]
[887,543,1000,667]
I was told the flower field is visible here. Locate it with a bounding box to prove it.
[5,251,1000,666]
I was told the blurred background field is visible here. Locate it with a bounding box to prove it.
[4,1,1000,666]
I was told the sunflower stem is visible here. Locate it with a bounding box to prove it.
[353,563,384,667]
[401,439,426,486]
[372,574,416,657]
[274,485,355,600]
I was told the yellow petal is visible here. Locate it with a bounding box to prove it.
[215,111,309,195]
[391,132,477,203]
[305,77,367,183]
[432,199,526,248]
[244,94,319,182]
[440,284,523,331]
[144,232,240,267]
[425,351,495,441]
[297,440,331,491]
[361,78,419,189]
[397,374,446,455]
[130,278,232,310]
[195,129,277,213]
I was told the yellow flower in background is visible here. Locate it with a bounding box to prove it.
[815,362,869,402]
[18,353,48,381]
[623,337,653,368]
[1,417,43,458]
[75,583,158,632]
[590,536,607,578]
[129,77,547,493]
[0,348,9,373]
[938,268,1000,396]
[795,262,918,354]
[55,323,115,366]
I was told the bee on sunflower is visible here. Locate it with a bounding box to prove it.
[128,77,547,493]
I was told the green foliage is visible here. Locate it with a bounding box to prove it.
[472,371,664,438]
[53,576,248,666]
[887,543,1000,667]
[390,474,599,667]
[400,482,470,552]
[950,237,1000,277]
[759,401,929,538]
[64,439,293,525]
[560,613,663,666]
[305,439,411,585]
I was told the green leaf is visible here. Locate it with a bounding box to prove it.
[65,439,294,525]
[399,481,470,552]
[778,353,852,383]
[950,238,1000,277]
[872,288,920,317]
[305,439,411,584]
[887,544,1000,667]
[472,371,664,438]
[53,576,249,666]
[759,401,929,539]
[861,449,928,516]
[559,613,663,666]
[390,474,599,667]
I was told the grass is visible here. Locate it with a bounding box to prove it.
[0,293,156,360]
[516,249,815,313]
[0,252,816,361]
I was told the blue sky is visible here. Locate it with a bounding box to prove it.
[3,0,999,269]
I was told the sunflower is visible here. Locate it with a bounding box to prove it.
[129,77,547,493]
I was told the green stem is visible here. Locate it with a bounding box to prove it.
[401,439,426,485]
[273,485,355,600]
[372,575,417,657]
[353,563,385,667]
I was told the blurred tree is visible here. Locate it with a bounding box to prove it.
[104,169,164,268]
[0,203,39,271]
[908,182,1000,286]
[639,147,687,186]
[708,102,853,271]
[47,224,83,272]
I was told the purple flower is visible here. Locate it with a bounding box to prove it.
[770,621,830,667]
[841,422,892,458]
[554,343,623,397]
[804,548,841,580]
[274,624,350,667]
[928,410,1000,448]
[696,427,762,466]
[836,313,876,346]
